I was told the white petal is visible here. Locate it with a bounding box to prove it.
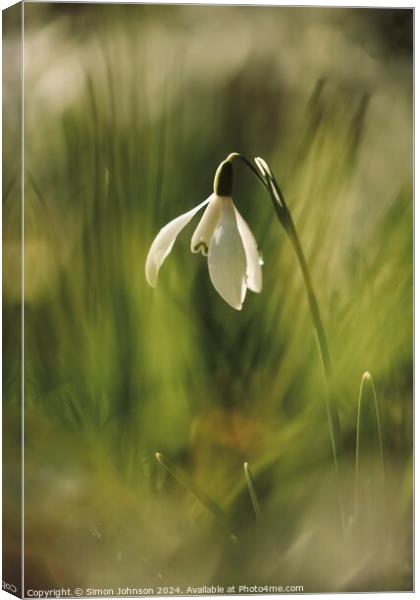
[190,194,221,256]
[145,195,212,287]
[234,206,262,293]
[207,197,247,310]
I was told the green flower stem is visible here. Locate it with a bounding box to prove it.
[282,213,342,461]
[284,211,345,534]
[226,152,267,186]
[227,152,342,487]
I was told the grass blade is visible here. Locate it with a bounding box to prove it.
[155,452,236,539]
[354,371,385,522]
[243,462,262,521]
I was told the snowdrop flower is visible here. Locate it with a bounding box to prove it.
[145,160,262,310]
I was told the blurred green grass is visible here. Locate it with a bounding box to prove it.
[3,4,413,592]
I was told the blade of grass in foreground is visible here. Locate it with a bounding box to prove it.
[155,453,237,540]
[354,371,385,522]
[243,462,282,560]
[244,462,262,521]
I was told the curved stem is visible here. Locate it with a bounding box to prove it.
[288,224,345,533]
[228,152,343,484]
[226,152,267,186]
[284,217,342,458]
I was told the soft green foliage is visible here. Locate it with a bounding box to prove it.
[3,4,412,592]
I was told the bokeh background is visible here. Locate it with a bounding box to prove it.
[3,3,413,593]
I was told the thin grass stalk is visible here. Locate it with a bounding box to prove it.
[243,462,262,521]
[354,371,385,522]
[155,452,237,539]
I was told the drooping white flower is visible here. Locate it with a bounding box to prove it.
[145,161,262,310]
